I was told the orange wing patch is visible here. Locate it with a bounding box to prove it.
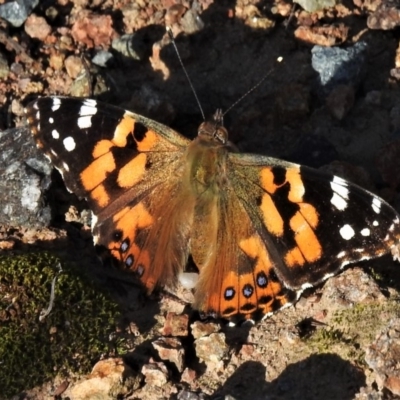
[259,193,284,236]
[214,234,292,320]
[117,153,148,188]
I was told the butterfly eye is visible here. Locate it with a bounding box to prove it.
[213,126,228,144]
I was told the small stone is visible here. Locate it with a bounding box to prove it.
[0,0,39,28]
[64,55,84,79]
[177,389,206,400]
[294,0,336,12]
[239,343,255,357]
[71,13,115,49]
[141,361,169,387]
[66,358,140,399]
[24,14,52,40]
[294,24,348,46]
[365,318,400,396]
[368,0,400,29]
[160,312,189,336]
[180,367,196,384]
[49,50,65,71]
[194,333,228,368]
[152,337,185,372]
[190,320,219,339]
[69,72,91,98]
[311,41,368,90]
[11,99,24,116]
[322,268,386,307]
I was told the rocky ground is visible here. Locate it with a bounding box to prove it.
[0,0,400,399]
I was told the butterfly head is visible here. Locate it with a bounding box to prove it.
[197,109,228,146]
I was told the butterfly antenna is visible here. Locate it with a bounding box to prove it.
[222,56,283,118]
[166,26,205,121]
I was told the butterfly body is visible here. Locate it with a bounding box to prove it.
[26,96,400,322]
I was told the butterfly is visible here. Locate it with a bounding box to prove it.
[25,96,400,323]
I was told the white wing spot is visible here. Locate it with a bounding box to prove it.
[360,228,370,236]
[331,193,347,211]
[51,97,61,111]
[49,117,54,124]
[77,115,92,129]
[331,177,349,196]
[36,111,40,120]
[51,129,60,139]
[340,224,355,240]
[330,176,349,210]
[373,220,379,226]
[372,197,381,214]
[332,175,347,185]
[62,161,69,172]
[83,98,97,108]
[301,282,313,290]
[337,251,346,258]
[322,272,335,281]
[63,136,76,152]
[79,100,98,117]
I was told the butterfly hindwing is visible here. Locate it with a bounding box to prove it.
[191,180,297,321]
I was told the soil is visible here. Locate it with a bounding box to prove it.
[1,0,400,399]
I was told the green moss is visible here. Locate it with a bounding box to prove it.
[0,252,121,399]
[305,300,400,365]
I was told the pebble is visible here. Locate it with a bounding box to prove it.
[365,318,400,396]
[294,0,336,12]
[311,41,368,90]
[194,332,228,368]
[321,268,386,307]
[160,311,189,337]
[141,360,169,387]
[368,0,400,29]
[190,320,220,339]
[65,358,141,399]
[294,24,348,46]
[24,14,52,40]
[0,0,38,28]
[152,337,185,372]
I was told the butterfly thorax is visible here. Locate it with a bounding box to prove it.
[186,115,230,197]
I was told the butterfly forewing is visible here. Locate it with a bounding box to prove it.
[26,97,190,215]
[229,152,400,290]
